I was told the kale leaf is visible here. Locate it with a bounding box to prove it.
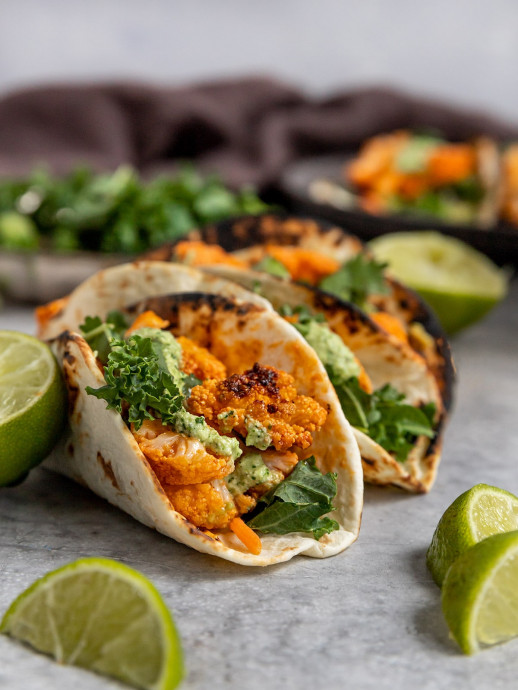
[318,254,389,311]
[333,377,436,462]
[85,334,184,429]
[245,458,339,540]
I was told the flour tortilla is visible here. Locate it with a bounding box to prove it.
[37,260,273,340]
[199,266,445,493]
[44,290,363,566]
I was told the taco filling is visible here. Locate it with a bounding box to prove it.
[80,309,338,555]
[280,305,437,463]
[175,240,406,332]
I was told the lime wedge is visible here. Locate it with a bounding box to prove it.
[0,331,66,486]
[442,530,518,654]
[426,484,518,586]
[368,231,509,334]
[0,557,184,689]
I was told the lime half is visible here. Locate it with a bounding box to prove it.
[369,231,509,334]
[0,331,66,486]
[442,530,518,654]
[0,557,184,689]
[427,484,518,586]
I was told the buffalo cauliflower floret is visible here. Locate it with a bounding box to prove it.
[187,363,328,451]
[175,240,248,269]
[133,419,231,485]
[164,479,237,529]
[177,336,227,381]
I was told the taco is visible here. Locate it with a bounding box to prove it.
[345,131,501,227]
[40,267,363,566]
[184,267,445,492]
[144,213,455,412]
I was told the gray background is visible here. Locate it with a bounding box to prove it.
[0,0,517,121]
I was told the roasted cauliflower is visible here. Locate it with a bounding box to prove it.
[177,336,227,381]
[164,479,237,529]
[133,419,231,485]
[188,363,328,451]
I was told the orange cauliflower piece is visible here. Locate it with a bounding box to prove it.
[175,240,248,269]
[188,363,328,452]
[263,245,340,285]
[133,419,231,485]
[177,336,227,381]
[164,480,237,529]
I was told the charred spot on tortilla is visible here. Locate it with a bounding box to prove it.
[63,351,76,365]
[126,292,263,323]
[97,452,120,490]
[63,376,80,415]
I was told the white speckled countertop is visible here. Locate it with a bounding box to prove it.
[1,282,517,690]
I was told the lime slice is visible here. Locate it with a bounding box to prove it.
[426,484,518,586]
[0,557,184,689]
[442,530,518,654]
[0,331,66,486]
[368,231,509,334]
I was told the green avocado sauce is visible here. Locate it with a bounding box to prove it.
[293,318,360,385]
[225,453,272,495]
[244,417,272,450]
[134,326,242,462]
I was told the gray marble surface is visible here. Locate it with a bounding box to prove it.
[1,282,518,690]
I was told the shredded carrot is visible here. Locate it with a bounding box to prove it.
[371,311,408,343]
[125,310,170,336]
[34,296,69,335]
[229,517,262,555]
[175,240,248,269]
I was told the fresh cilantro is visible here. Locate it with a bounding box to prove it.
[245,458,339,540]
[0,164,271,254]
[279,303,325,325]
[85,334,184,430]
[253,256,291,279]
[318,254,389,311]
[79,310,129,364]
[333,377,436,462]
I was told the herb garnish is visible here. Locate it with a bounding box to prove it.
[334,378,436,462]
[318,254,388,311]
[79,310,129,364]
[0,165,270,254]
[85,335,184,430]
[245,458,339,540]
[253,255,291,279]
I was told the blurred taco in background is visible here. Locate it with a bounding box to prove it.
[345,130,501,227]
[144,213,455,413]
[39,264,363,566]
[499,143,518,227]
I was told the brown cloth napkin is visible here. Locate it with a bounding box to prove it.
[1,77,517,189]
